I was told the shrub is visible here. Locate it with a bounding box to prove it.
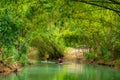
[85,52,97,60]
[116,59,120,65]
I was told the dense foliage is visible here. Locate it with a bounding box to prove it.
[0,0,120,64]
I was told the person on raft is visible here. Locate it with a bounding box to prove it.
[57,57,63,64]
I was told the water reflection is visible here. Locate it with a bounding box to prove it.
[0,62,120,80]
[66,62,83,73]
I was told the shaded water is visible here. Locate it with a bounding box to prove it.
[0,61,120,80]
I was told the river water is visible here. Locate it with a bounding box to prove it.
[0,61,120,80]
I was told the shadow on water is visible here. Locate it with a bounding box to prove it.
[0,61,120,80]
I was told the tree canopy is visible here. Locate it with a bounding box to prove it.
[0,0,120,64]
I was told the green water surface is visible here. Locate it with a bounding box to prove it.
[0,61,120,80]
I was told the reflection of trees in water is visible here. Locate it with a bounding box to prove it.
[56,63,120,80]
[0,70,26,80]
[1,63,120,80]
[54,62,84,80]
[67,63,84,73]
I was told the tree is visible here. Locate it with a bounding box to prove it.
[74,0,120,16]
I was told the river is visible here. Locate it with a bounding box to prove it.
[0,61,120,80]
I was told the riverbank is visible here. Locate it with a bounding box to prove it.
[0,59,37,75]
[83,59,120,69]
[64,48,120,69]
[0,62,23,75]
[0,47,38,75]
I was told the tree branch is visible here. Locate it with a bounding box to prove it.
[76,0,120,15]
[86,0,120,5]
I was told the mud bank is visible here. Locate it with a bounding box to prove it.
[84,59,120,69]
[0,62,22,75]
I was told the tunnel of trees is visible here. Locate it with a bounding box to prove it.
[0,0,120,65]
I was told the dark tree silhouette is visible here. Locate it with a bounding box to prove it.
[73,0,120,16]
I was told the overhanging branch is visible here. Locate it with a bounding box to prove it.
[75,0,120,16]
